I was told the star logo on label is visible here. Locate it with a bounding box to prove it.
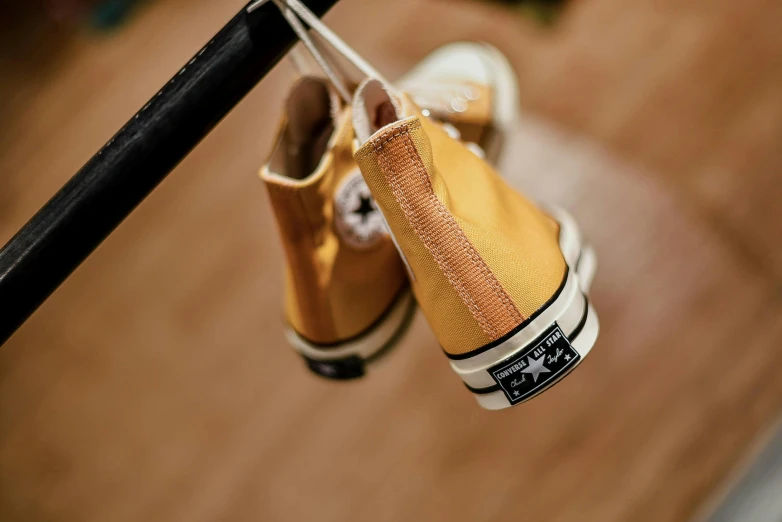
[521,355,551,382]
[564,354,571,362]
[513,390,520,397]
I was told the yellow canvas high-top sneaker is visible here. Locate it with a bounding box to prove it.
[352,79,599,409]
[261,77,414,379]
[261,42,524,381]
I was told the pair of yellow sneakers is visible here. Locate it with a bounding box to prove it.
[260,43,598,410]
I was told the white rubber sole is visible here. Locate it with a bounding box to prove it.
[448,207,599,410]
[286,286,416,380]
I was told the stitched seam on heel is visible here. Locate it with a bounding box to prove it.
[372,122,523,340]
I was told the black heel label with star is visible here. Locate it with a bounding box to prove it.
[488,324,579,405]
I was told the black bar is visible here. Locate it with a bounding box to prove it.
[0,0,339,345]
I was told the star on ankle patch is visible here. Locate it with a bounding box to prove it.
[334,170,388,250]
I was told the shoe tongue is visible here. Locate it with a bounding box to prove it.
[352,78,404,144]
[283,77,341,180]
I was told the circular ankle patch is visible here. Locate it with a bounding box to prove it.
[334,169,388,249]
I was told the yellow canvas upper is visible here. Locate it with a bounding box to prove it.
[416,81,494,145]
[354,93,566,355]
[261,80,407,345]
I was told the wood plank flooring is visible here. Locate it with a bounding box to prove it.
[1,0,781,520]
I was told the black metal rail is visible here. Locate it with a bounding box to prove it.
[0,0,339,345]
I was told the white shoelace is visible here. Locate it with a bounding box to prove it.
[249,0,393,103]
[250,0,486,157]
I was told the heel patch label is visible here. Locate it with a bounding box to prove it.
[488,324,579,405]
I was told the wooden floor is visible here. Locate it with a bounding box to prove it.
[2,0,782,520]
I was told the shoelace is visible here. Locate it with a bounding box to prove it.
[250,0,486,158]
[248,0,393,103]
[286,41,487,157]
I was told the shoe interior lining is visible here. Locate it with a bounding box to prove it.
[269,77,336,181]
[352,79,403,143]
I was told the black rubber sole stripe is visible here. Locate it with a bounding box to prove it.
[298,289,417,380]
[567,294,589,341]
[443,265,570,361]
[443,218,573,361]
[465,294,590,395]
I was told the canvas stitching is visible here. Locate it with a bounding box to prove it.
[397,129,522,326]
[374,129,496,338]
[371,122,523,339]
[397,132,500,336]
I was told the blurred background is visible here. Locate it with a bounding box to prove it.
[2,0,782,520]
